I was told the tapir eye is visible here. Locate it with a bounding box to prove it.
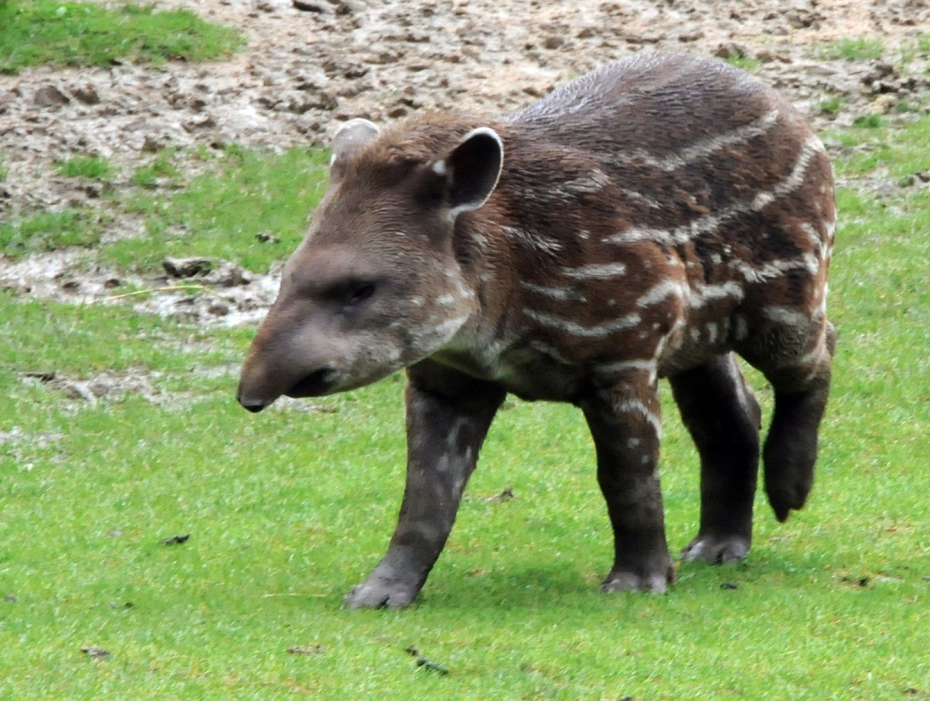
[346,282,376,306]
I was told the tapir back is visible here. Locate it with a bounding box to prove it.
[474,52,835,390]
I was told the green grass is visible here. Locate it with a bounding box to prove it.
[822,37,885,61]
[105,146,331,273]
[2,118,930,700]
[723,53,761,73]
[56,155,113,180]
[130,149,181,188]
[0,153,7,181]
[819,96,843,116]
[0,208,103,257]
[831,112,930,179]
[0,0,243,74]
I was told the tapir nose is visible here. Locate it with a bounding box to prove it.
[237,394,269,413]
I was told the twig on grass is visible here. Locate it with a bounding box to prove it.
[98,285,222,302]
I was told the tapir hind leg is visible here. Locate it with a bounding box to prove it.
[344,361,505,609]
[759,320,836,522]
[670,353,761,564]
[741,316,836,523]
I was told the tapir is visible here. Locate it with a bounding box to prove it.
[237,52,836,608]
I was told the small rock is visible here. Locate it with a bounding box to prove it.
[60,280,81,292]
[872,94,897,114]
[103,278,122,289]
[57,381,97,402]
[34,86,70,108]
[185,114,216,131]
[486,486,515,502]
[161,533,190,545]
[163,257,213,278]
[714,42,752,60]
[720,582,739,590]
[208,302,230,316]
[677,30,704,42]
[292,0,329,11]
[141,135,163,154]
[543,35,564,50]
[87,378,115,398]
[24,371,56,383]
[863,61,898,83]
[287,645,324,655]
[81,646,110,660]
[4,594,16,603]
[256,232,281,244]
[72,85,100,105]
[208,262,252,287]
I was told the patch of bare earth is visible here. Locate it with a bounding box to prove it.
[1,0,928,327]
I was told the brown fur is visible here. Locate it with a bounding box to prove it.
[237,53,835,607]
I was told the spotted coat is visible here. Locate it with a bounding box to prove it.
[237,52,836,609]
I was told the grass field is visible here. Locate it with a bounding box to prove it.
[0,0,242,74]
[2,35,930,701]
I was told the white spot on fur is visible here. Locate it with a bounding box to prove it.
[620,188,663,209]
[764,305,810,327]
[555,169,613,196]
[690,281,745,308]
[621,109,779,172]
[523,309,641,338]
[521,281,585,301]
[731,254,820,283]
[615,399,662,438]
[502,225,563,254]
[562,262,627,280]
[529,340,574,365]
[734,315,748,341]
[607,134,826,247]
[637,280,686,307]
[600,357,658,385]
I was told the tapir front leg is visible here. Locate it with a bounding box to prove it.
[345,362,505,609]
[579,378,675,594]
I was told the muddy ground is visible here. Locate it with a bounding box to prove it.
[1,0,929,326]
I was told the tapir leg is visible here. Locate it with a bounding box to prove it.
[580,379,675,594]
[344,361,505,609]
[670,353,762,564]
[759,321,836,522]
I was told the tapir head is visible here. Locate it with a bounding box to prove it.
[236,117,504,412]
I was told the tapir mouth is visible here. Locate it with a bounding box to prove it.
[284,368,336,398]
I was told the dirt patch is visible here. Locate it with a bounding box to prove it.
[0,248,282,325]
[21,368,169,405]
[1,0,929,320]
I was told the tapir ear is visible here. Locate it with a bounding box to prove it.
[433,127,504,217]
[330,118,380,167]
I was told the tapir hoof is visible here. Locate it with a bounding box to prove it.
[681,533,750,564]
[600,562,674,595]
[344,577,420,610]
[766,480,810,523]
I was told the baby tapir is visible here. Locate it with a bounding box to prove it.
[237,52,836,608]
